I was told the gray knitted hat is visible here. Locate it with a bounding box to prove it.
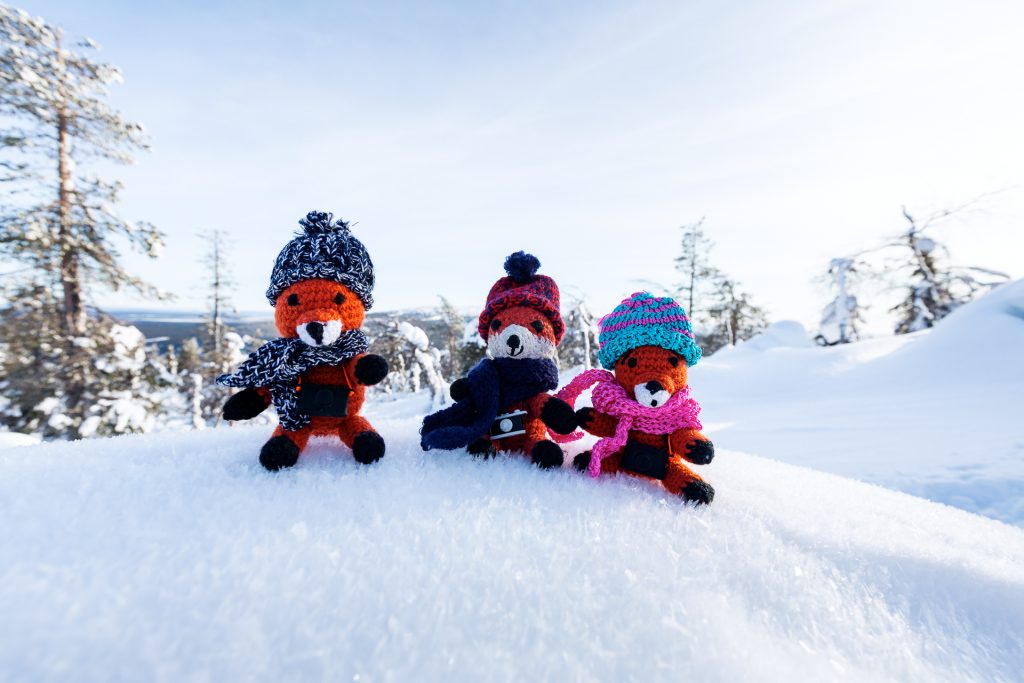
[266,211,375,309]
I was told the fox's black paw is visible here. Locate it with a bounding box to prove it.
[573,451,592,472]
[449,378,470,402]
[685,440,715,465]
[575,407,595,428]
[354,354,389,386]
[531,440,564,469]
[259,435,300,471]
[223,388,268,421]
[681,480,715,505]
[352,431,386,464]
[467,437,496,458]
[541,397,577,435]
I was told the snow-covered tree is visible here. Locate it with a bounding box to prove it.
[817,257,864,345]
[171,329,252,427]
[0,6,164,436]
[201,228,236,373]
[888,204,1009,334]
[674,218,725,320]
[703,278,769,351]
[0,282,64,433]
[371,321,412,396]
[0,283,167,437]
[559,295,599,370]
[399,321,450,410]
[437,296,482,378]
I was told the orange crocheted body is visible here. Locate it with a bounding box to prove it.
[583,345,713,495]
[268,279,375,448]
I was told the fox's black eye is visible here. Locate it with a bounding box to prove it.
[530,320,544,333]
[628,357,637,368]
[491,319,502,331]
[334,292,346,305]
[668,355,680,367]
[287,294,299,306]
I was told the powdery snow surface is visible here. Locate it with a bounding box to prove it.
[0,431,40,448]
[696,279,1024,526]
[2,406,1023,682]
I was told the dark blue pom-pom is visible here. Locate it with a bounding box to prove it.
[504,251,541,283]
[299,210,349,234]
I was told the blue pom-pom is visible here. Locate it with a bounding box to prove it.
[504,251,541,283]
[299,211,349,234]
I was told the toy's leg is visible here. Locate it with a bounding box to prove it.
[529,439,564,469]
[663,457,714,505]
[572,449,623,475]
[338,415,385,464]
[260,425,312,471]
[670,428,715,465]
[523,416,562,469]
[467,437,497,458]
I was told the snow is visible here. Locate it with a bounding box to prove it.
[696,279,1024,525]
[1,408,1022,682]
[0,431,39,448]
[2,283,1022,680]
[397,321,430,350]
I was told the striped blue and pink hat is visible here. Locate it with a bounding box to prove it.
[597,292,702,370]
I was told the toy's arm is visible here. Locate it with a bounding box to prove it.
[669,428,715,465]
[223,387,271,421]
[575,407,619,438]
[449,377,470,402]
[532,394,577,435]
[349,353,389,386]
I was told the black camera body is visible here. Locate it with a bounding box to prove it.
[490,409,527,441]
[296,383,350,418]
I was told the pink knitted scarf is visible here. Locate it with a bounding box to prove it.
[554,369,703,478]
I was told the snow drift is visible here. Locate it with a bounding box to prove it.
[696,279,1024,525]
[1,409,1022,682]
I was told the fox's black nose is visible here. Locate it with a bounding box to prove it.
[645,380,663,393]
[507,334,521,350]
[306,321,324,344]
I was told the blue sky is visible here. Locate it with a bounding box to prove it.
[15,0,1024,329]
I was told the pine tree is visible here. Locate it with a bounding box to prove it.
[558,295,599,370]
[201,228,235,373]
[195,228,240,423]
[704,278,769,351]
[817,257,864,345]
[0,281,65,433]
[674,218,725,320]
[0,7,164,436]
[888,204,1008,334]
[437,295,484,378]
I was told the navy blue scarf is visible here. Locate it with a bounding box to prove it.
[420,357,559,451]
[217,331,369,431]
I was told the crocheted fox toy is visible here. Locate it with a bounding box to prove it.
[419,252,578,468]
[217,211,389,471]
[559,292,715,504]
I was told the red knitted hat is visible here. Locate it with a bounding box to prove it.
[478,251,565,343]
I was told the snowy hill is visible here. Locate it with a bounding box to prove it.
[2,409,1023,681]
[696,279,1024,525]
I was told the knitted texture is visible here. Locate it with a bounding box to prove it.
[273,279,366,338]
[477,251,565,343]
[420,357,559,451]
[266,211,375,309]
[597,292,701,369]
[556,369,702,477]
[217,331,369,431]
